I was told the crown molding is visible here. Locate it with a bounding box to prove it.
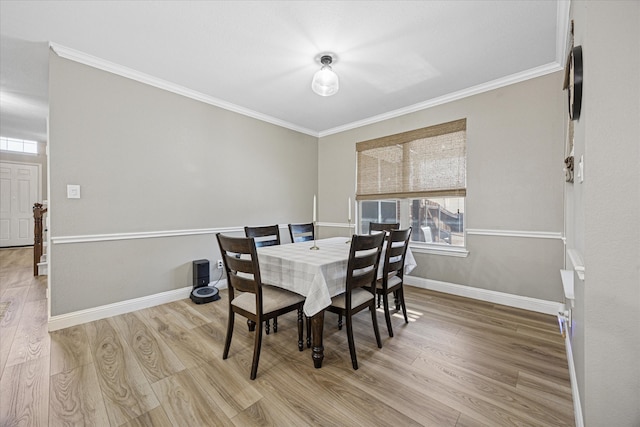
[49,42,319,137]
[318,61,563,137]
[50,41,564,140]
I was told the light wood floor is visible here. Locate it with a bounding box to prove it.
[0,247,574,426]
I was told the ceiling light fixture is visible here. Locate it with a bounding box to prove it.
[311,55,339,97]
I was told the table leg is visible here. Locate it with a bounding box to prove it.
[311,310,324,368]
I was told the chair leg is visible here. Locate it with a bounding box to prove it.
[398,287,409,323]
[273,316,278,333]
[247,319,256,332]
[250,321,263,380]
[394,290,400,311]
[297,309,304,351]
[377,293,382,308]
[337,314,343,330]
[345,314,358,370]
[265,319,270,335]
[306,316,311,348]
[382,291,394,337]
[370,303,382,348]
[223,312,235,359]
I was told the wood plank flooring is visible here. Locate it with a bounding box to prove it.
[0,247,575,426]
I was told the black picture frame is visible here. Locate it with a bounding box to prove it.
[567,45,583,121]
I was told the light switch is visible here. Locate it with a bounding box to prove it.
[67,184,81,199]
[578,155,584,183]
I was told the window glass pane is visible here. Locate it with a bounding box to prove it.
[361,200,378,233]
[0,137,38,154]
[360,200,398,233]
[409,197,465,246]
[380,201,398,223]
[7,139,23,152]
[23,141,38,154]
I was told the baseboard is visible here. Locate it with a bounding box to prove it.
[564,332,584,427]
[48,276,560,327]
[48,279,228,332]
[404,276,564,315]
[48,286,192,331]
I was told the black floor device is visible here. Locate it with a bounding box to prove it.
[190,259,220,304]
[190,285,220,304]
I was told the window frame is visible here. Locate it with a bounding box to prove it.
[356,119,469,257]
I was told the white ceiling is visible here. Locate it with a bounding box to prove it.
[0,1,569,141]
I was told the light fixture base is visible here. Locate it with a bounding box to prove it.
[320,55,333,66]
[314,52,338,65]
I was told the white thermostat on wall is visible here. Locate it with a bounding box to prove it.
[67,184,81,199]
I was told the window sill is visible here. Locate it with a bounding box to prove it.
[409,243,469,257]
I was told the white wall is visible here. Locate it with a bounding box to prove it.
[319,72,566,302]
[48,53,318,315]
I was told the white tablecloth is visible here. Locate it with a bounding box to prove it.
[257,237,416,317]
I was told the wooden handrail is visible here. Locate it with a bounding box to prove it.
[33,203,48,276]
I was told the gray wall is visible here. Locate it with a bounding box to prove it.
[319,72,565,302]
[48,53,317,315]
[568,1,640,425]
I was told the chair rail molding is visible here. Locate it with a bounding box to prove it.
[466,228,563,240]
[51,225,294,244]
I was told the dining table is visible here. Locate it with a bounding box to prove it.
[256,236,416,368]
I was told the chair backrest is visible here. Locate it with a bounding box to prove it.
[345,233,386,296]
[244,225,281,247]
[288,223,314,243]
[382,227,412,280]
[369,222,400,234]
[216,233,263,303]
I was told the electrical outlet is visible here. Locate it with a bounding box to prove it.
[217,259,223,269]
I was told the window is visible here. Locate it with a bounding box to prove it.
[0,137,38,154]
[356,119,466,249]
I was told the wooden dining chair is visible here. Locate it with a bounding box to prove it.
[288,223,314,243]
[369,222,400,234]
[326,232,385,370]
[244,224,282,333]
[244,224,281,247]
[376,227,412,337]
[217,233,304,380]
[369,222,404,314]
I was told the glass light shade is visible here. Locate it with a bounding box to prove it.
[311,65,339,96]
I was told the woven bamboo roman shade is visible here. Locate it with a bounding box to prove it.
[356,119,466,200]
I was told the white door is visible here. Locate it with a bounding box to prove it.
[0,162,40,247]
